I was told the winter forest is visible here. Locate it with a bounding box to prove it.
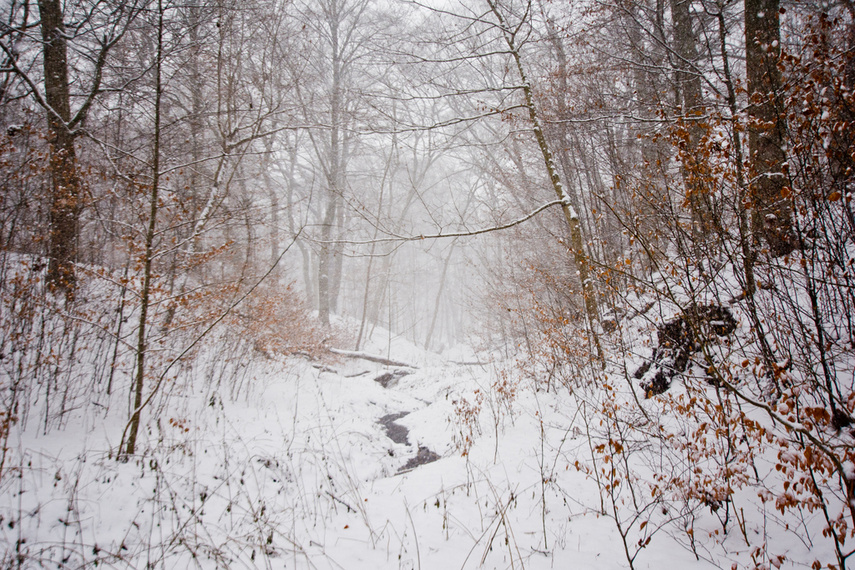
[0,0,854,567]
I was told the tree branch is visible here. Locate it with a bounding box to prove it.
[314,198,566,245]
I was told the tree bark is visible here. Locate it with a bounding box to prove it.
[39,0,79,295]
[671,0,715,235]
[745,0,795,256]
[318,198,337,326]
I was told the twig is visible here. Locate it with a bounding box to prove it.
[325,491,355,513]
[405,501,422,570]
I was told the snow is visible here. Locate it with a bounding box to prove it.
[0,324,711,570]
[0,286,848,569]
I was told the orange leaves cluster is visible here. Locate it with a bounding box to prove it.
[451,389,483,456]
[226,283,327,360]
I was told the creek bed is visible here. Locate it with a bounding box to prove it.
[378,411,439,472]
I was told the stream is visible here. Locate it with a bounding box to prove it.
[375,372,440,473]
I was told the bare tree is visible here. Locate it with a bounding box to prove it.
[1,0,140,295]
[483,0,603,360]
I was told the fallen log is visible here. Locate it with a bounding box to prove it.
[329,348,419,369]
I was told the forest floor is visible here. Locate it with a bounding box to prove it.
[0,325,813,569]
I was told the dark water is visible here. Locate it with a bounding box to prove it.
[378,411,440,472]
[379,412,410,445]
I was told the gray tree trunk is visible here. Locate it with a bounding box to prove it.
[671,0,716,235]
[39,0,79,296]
[745,0,794,256]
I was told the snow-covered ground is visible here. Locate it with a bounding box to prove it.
[2,309,845,570]
[0,324,729,570]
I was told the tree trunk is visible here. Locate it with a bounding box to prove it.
[486,0,603,363]
[318,198,337,327]
[717,7,778,390]
[262,138,281,284]
[39,0,79,296]
[424,241,456,351]
[329,195,345,313]
[671,0,715,235]
[318,2,344,326]
[745,0,794,256]
[125,0,164,457]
